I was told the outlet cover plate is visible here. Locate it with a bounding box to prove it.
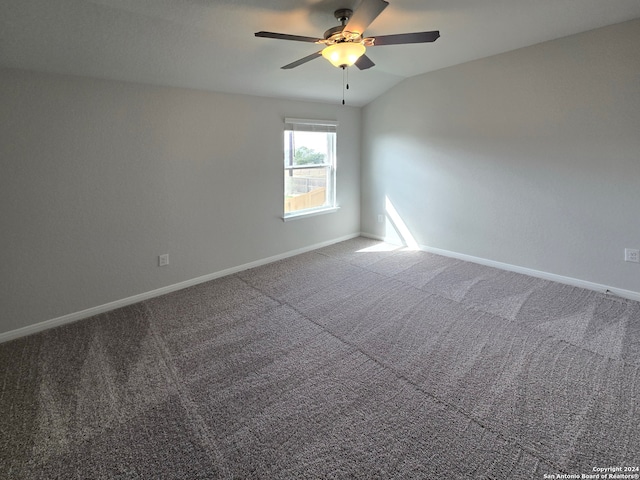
[624,248,639,263]
[159,254,169,266]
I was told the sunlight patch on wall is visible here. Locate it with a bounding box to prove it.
[385,196,419,250]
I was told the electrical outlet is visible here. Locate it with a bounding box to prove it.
[624,248,639,263]
[377,214,384,223]
[159,254,169,266]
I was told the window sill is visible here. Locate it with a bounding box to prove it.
[282,206,340,222]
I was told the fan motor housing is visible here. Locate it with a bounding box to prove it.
[324,25,345,40]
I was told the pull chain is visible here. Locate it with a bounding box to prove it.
[342,66,346,105]
[341,66,350,105]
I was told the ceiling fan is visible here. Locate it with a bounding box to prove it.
[255,0,440,70]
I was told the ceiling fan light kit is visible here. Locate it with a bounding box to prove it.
[321,42,366,68]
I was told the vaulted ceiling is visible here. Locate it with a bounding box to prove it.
[2,0,640,106]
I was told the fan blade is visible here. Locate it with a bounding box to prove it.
[345,0,389,36]
[281,51,323,69]
[371,31,440,46]
[355,54,375,70]
[255,31,322,43]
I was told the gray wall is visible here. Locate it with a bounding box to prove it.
[362,19,640,293]
[0,69,361,334]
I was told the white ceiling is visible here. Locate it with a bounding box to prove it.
[2,0,640,106]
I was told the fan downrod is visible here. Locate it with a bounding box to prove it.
[324,8,353,40]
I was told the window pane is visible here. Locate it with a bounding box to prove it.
[284,131,334,167]
[284,167,329,213]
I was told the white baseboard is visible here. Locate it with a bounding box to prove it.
[0,233,360,344]
[4,231,638,344]
[360,232,640,303]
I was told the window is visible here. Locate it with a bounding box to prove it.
[283,118,338,219]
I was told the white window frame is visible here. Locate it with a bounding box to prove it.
[283,118,339,221]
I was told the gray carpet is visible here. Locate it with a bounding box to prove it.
[2,237,639,479]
